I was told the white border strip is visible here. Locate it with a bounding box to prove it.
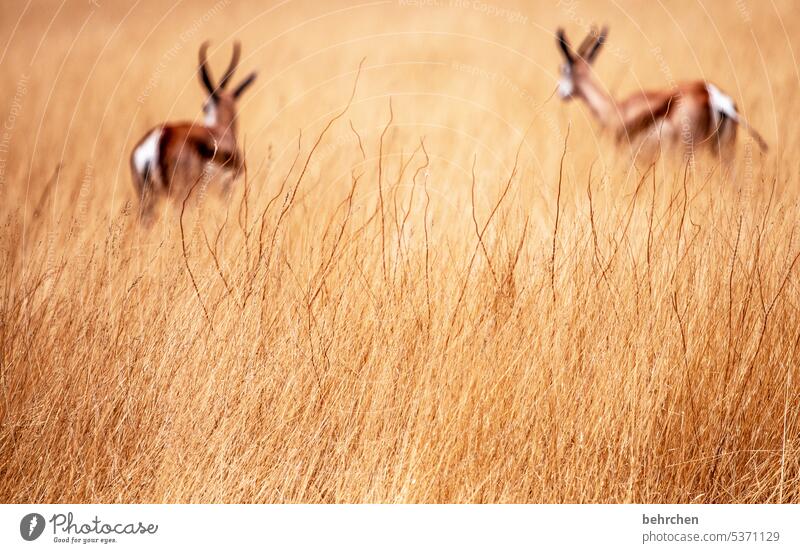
[2,504,798,552]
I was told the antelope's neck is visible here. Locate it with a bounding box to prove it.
[575,73,619,130]
[208,121,237,151]
[204,102,238,149]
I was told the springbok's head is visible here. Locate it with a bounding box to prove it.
[198,41,257,131]
[555,26,608,100]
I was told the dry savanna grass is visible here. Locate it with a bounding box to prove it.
[1,0,799,503]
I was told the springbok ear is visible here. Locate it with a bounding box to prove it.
[198,41,217,96]
[585,26,609,64]
[232,72,257,99]
[556,28,575,64]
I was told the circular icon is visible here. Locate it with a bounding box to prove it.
[20,513,45,541]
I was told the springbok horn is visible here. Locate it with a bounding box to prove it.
[198,41,216,95]
[218,41,242,89]
[584,26,609,62]
[556,28,575,64]
[576,26,598,58]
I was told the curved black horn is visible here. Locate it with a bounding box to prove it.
[585,26,609,63]
[198,41,216,96]
[556,28,574,64]
[232,72,257,99]
[576,25,598,58]
[218,41,241,89]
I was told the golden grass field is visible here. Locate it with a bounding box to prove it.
[1,0,798,503]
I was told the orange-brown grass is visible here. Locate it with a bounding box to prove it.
[1,0,798,502]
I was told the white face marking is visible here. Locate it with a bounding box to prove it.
[133,129,160,178]
[558,64,575,99]
[203,100,218,126]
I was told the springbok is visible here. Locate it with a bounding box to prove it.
[555,26,768,160]
[130,41,257,225]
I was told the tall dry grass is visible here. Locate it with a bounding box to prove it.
[0,0,798,502]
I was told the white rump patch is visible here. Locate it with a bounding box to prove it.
[706,83,739,129]
[133,129,160,179]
